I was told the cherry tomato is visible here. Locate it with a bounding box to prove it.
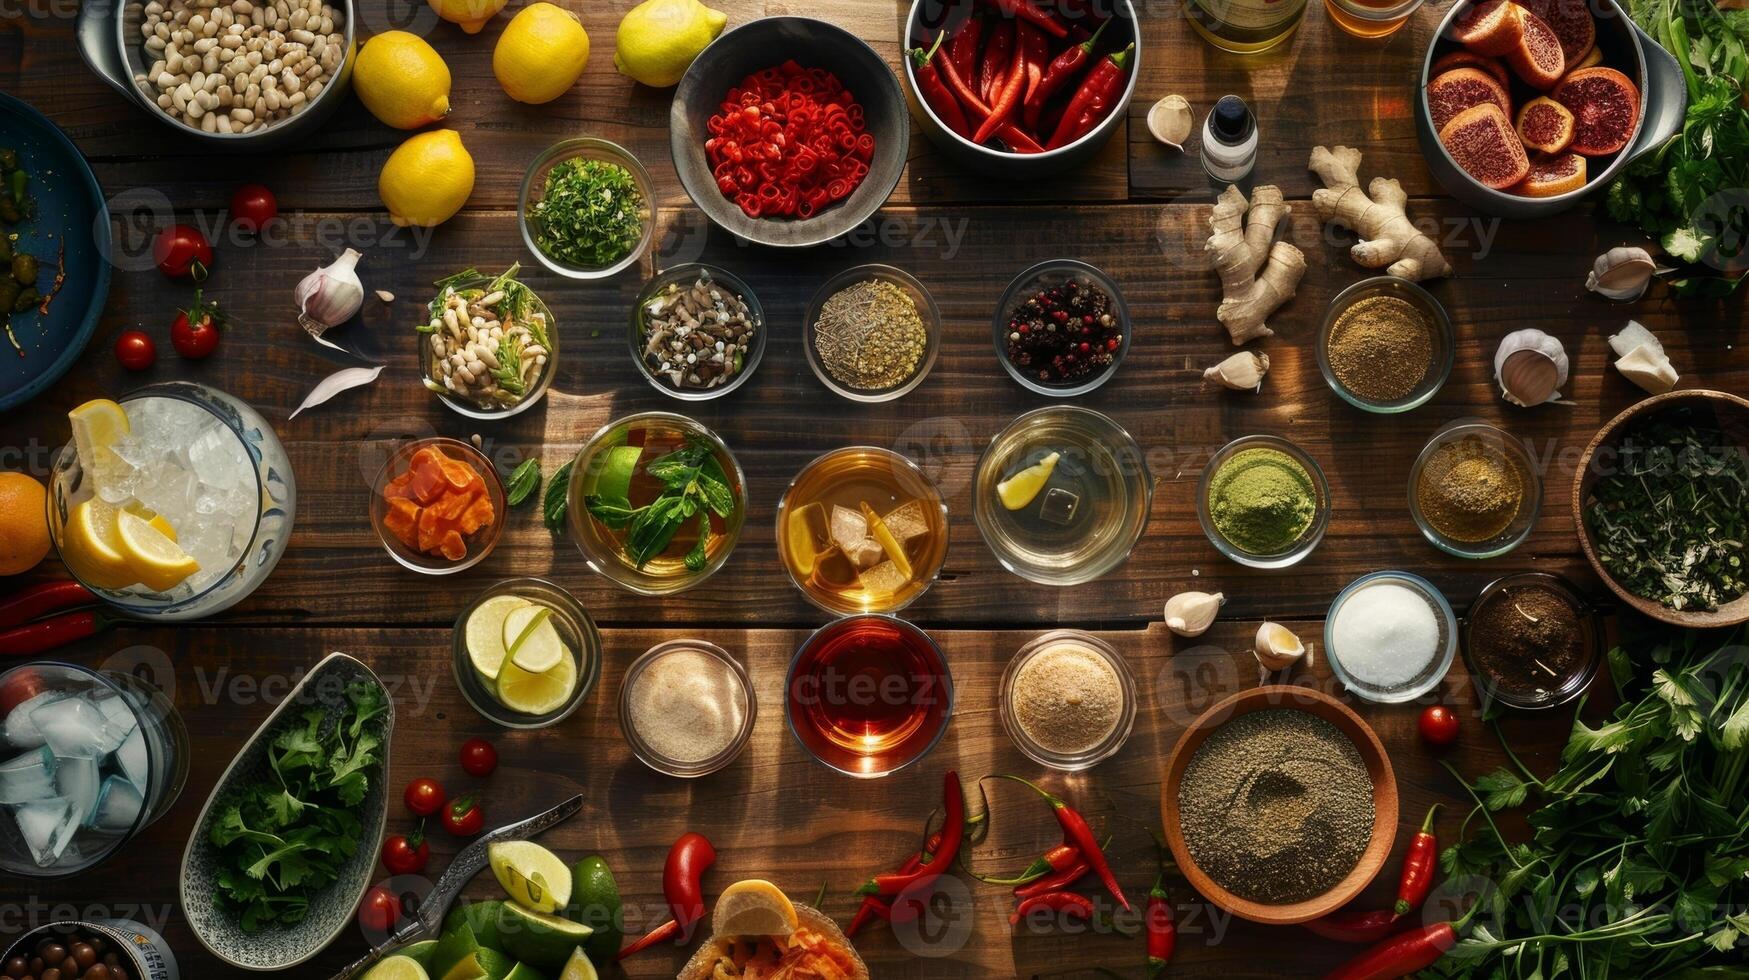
[1419,705,1460,746]
[459,737,497,777]
[403,777,446,818]
[170,289,223,359]
[443,795,483,837]
[381,828,429,876]
[151,224,212,281]
[357,885,401,933]
[113,330,156,371]
[229,183,278,233]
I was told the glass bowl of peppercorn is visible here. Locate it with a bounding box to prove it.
[1409,421,1541,559]
[804,264,942,403]
[1463,572,1602,710]
[993,260,1131,397]
[1316,276,1455,413]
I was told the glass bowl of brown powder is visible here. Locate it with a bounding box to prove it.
[1463,572,1602,711]
[1409,421,1541,559]
[1000,630,1137,771]
[619,639,756,778]
[1316,277,1454,413]
[804,264,941,403]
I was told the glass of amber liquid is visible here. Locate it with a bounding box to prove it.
[785,615,954,778]
[1324,0,1427,38]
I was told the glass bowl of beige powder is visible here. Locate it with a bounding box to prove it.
[1000,630,1136,771]
[620,639,756,778]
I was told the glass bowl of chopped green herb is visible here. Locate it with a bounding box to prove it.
[803,264,941,403]
[519,138,655,280]
[1316,276,1454,414]
[1197,435,1331,569]
[630,264,766,402]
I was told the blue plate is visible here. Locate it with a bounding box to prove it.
[0,92,111,412]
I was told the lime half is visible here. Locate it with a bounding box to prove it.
[467,595,532,682]
[495,643,577,716]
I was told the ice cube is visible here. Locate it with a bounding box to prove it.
[0,747,56,804]
[188,424,249,489]
[94,694,139,737]
[31,697,128,758]
[90,775,144,831]
[3,692,66,748]
[1038,486,1081,526]
[56,755,100,824]
[12,797,79,866]
[117,728,148,788]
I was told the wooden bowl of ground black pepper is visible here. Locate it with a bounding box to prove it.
[1316,276,1454,413]
[1161,685,1398,925]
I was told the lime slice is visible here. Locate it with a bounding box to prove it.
[115,509,200,592]
[427,925,480,980]
[362,955,432,980]
[495,902,596,970]
[490,841,574,915]
[506,605,564,673]
[467,595,531,682]
[557,948,600,980]
[587,444,643,501]
[494,642,577,716]
[712,879,799,938]
[997,451,1060,511]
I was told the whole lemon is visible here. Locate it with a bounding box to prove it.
[615,0,727,88]
[380,130,475,228]
[0,472,50,576]
[494,3,590,105]
[354,31,452,129]
[427,0,506,34]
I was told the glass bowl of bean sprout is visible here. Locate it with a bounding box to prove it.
[417,264,558,420]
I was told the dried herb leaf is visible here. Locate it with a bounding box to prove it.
[543,460,573,534]
[505,458,541,507]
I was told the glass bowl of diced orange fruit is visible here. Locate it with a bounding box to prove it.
[370,437,506,575]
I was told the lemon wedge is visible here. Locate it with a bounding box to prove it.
[997,451,1060,511]
[68,399,131,487]
[495,641,576,716]
[556,948,599,980]
[712,879,799,938]
[505,604,564,674]
[115,509,200,592]
[489,840,573,914]
[62,499,135,589]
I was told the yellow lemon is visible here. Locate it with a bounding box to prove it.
[380,130,475,228]
[711,880,799,938]
[354,31,452,129]
[614,0,726,88]
[997,451,1060,511]
[0,472,50,576]
[494,3,590,105]
[62,499,134,589]
[427,0,506,34]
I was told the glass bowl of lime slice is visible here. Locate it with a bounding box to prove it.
[451,578,601,729]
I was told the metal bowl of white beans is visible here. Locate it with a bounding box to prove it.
[76,0,356,146]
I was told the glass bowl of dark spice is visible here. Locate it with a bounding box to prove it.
[804,264,941,403]
[1463,572,1602,711]
[993,259,1130,397]
[1316,276,1454,413]
[520,137,655,281]
[1198,435,1331,568]
[629,264,765,401]
[1410,421,1540,559]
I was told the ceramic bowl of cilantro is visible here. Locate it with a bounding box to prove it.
[179,652,393,970]
[519,137,655,280]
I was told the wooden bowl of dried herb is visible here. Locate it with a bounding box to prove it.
[1573,389,1749,628]
[1160,685,1398,925]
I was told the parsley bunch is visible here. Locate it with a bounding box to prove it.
[210,682,388,932]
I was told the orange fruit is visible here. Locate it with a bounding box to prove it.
[0,473,51,576]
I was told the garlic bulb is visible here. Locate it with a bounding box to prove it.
[1147,95,1195,150]
[1493,329,1568,407]
[296,248,365,348]
[1586,246,1657,302]
[1165,591,1224,637]
[1204,351,1269,391]
[1254,621,1310,671]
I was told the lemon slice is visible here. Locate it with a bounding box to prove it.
[504,604,564,673]
[115,509,200,592]
[362,956,431,980]
[68,399,130,470]
[494,641,576,716]
[62,499,136,589]
[489,840,573,914]
[997,451,1060,511]
[556,948,599,980]
[466,595,530,682]
[712,879,799,938]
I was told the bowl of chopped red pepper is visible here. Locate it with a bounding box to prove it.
[670,16,909,248]
[993,259,1130,396]
[903,0,1141,177]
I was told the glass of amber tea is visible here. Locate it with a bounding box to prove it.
[1324,0,1427,38]
[784,615,954,778]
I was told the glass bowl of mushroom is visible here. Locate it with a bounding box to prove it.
[628,264,766,402]
[417,264,558,420]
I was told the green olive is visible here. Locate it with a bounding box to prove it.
[12,287,37,313]
[0,280,18,311]
[11,252,38,286]
[0,236,11,262]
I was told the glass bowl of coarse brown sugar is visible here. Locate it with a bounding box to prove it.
[1000,630,1137,771]
[1317,277,1454,413]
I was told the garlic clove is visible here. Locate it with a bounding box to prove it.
[1147,95,1195,150]
[1253,621,1307,671]
[1586,246,1656,302]
[1204,351,1269,391]
[1614,343,1679,394]
[1493,329,1569,407]
[1165,590,1224,637]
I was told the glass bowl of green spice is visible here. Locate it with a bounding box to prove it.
[1316,277,1454,414]
[1409,421,1540,559]
[1198,435,1331,568]
[520,138,655,281]
[804,264,942,403]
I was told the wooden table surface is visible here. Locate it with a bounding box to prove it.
[1,0,1744,976]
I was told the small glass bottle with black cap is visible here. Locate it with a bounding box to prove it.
[1200,95,1258,184]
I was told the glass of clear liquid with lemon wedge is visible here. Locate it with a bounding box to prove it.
[48,383,296,621]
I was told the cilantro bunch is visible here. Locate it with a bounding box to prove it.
[210,682,388,932]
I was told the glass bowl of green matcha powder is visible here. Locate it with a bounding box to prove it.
[1198,435,1331,568]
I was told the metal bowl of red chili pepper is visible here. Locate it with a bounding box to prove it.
[903,0,1141,177]
[670,17,909,248]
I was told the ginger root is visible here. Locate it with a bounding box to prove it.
[1208,184,1306,345]
[1309,145,1452,281]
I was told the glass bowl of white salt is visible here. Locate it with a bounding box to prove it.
[1000,630,1137,771]
[1324,571,1458,704]
[619,640,756,778]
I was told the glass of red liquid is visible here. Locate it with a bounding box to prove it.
[785,615,954,778]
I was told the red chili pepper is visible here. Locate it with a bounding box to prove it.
[1017,20,1046,109]
[1024,18,1107,130]
[617,918,681,961]
[619,831,717,960]
[1321,922,1459,980]
[0,581,94,630]
[0,610,109,657]
[1146,874,1176,977]
[977,19,1013,104]
[972,22,1029,144]
[1046,43,1132,150]
[847,830,936,937]
[1014,856,1089,899]
[1394,805,1441,917]
[935,50,1045,152]
[982,0,1070,38]
[911,34,971,138]
[948,12,984,81]
[997,775,1129,911]
[1010,889,1095,926]
[1303,907,1401,944]
[863,772,966,925]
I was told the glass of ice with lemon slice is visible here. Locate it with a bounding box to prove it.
[453,578,601,729]
[47,383,296,621]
